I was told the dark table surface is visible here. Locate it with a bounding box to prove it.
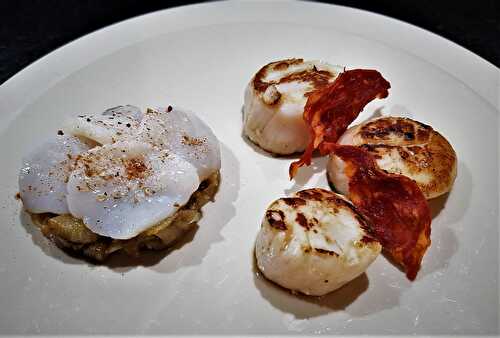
[0,0,498,85]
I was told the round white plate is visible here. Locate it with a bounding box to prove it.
[0,1,498,335]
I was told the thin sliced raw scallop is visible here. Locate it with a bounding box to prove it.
[63,105,142,145]
[19,135,92,214]
[101,105,142,121]
[138,106,221,180]
[66,140,199,240]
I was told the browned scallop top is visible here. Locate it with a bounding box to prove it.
[354,117,457,198]
[263,188,378,255]
[359,117,433,145]
[252,58,337,95]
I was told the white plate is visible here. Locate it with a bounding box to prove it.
[0,1,498,335]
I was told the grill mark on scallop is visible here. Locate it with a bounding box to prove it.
[265,209,287,230]
[359,117,431,144]
[343,117,457,199]
[255,187,381,296]
[295,189,326,201]
[295,212,310,230]
[314,248,339,256]
[282,197,306,207]
[252,58,337,95]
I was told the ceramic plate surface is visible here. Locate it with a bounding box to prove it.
[0,1,498,335]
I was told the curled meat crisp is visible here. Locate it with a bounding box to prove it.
[331,145,431,280]
[289,69,390,179]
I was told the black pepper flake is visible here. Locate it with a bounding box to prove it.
[115,172,120,177]
[126,123,131,128]
[86,118,91,122]
[57,130,64,135]
[167,106,173,112]
[117,121,122,125]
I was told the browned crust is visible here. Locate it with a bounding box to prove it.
[252,58,337,97]
[295,212,309,229]
[253,58,303,92]
[265,209,287,230]
[281,197,306,207]
[355,117,457,198]
[314,248,339,256]
[359,117,432,145]
[265,188,378,247]
[295,188,329,201]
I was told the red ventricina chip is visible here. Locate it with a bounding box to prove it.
[289,69,390,179]
[332,145,432,280]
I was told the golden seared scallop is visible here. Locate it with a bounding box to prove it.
[335,116,457,199]
[243,58,343,155]
[255,188,381,296]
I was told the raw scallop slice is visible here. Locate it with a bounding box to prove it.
[19,135,91,214]
[66,140,199,240]
[64,105,142,145]
[138,106,221,180]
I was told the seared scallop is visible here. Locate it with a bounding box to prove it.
[243,58,343,155]
[334,116,457,199]
[255,188,381,296]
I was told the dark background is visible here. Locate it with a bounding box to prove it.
[0,0,498,84]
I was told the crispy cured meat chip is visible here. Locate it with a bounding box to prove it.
[289,69,390,179]
[329,145,432,280]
